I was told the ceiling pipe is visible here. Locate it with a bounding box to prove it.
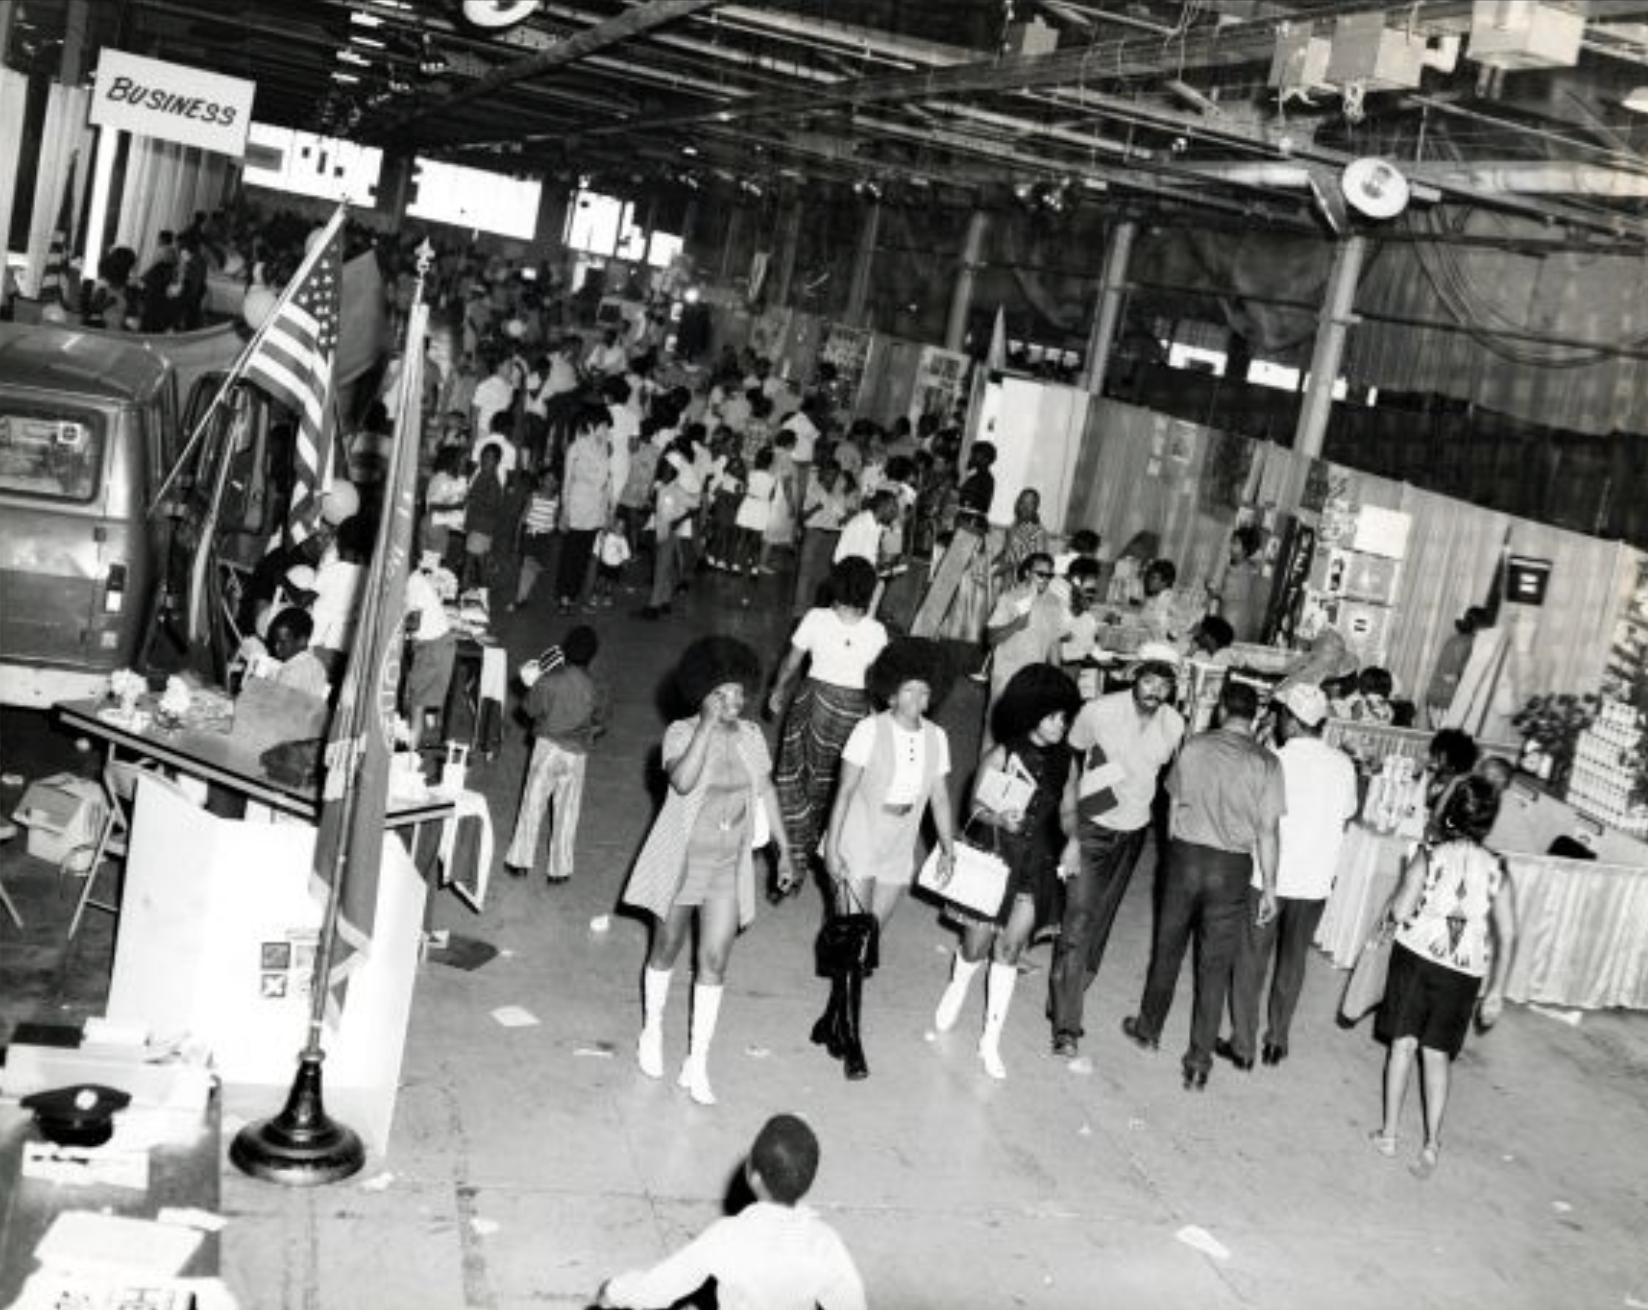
[1178,160,1648,198]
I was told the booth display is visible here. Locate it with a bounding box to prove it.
[1317,781,1648,1011]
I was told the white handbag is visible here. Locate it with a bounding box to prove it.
[917,834,1009,918]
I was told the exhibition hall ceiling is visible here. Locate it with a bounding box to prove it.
[11,1,1648,242]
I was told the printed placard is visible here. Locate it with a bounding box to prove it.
[91,49,254,157]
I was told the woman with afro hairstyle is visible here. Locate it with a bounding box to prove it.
[622,637,800,1105]
[816,638,957,1080]
[934,662,1080,1079]
[769,557,889,886]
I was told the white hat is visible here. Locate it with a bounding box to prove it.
[283,564,318,593]
[1276,682,1329,728]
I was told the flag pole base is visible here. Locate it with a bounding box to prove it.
[230,1051,365,1186]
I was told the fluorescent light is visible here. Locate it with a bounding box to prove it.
[351,33,385,48]
[1625,87,1648,114]
[338,48,371,65]
[332,71,361,84]
[350,10,384,25]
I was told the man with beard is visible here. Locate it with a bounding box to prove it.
[1048,644,1186,1069]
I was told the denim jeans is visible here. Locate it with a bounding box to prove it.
[1049,825,1148,1041]
[1135,839,1251,1076]
[1229,890,1327,1059]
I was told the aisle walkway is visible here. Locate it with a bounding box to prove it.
[4,567,1648,1308]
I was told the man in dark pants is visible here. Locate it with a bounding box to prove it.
[1049,646,1185,1065]
[1221,682,1358,1068]
[1122,680,1283,1090]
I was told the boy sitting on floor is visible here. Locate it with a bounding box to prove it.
[598,1113,865,1310]
[503,625,604,883]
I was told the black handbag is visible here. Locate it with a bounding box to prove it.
[815,879,880,977]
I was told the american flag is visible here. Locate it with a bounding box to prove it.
[245,223,342,549]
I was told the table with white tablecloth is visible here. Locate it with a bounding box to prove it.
[1316,791,1648,1010]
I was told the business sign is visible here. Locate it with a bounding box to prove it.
[90,49,254,157]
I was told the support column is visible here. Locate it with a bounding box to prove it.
[59,0,88,83]
[770,191,802,308]
[1293,234,1365,460]
[717,203,743,282]
[945,208,989,352]
[845,196,881,327]
[1079,219,1137,395]
[377,152,414,232]
[0,2,18,61]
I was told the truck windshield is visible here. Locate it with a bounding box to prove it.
[0,403,104,503]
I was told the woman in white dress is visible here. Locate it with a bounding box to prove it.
[816,639,957,1080]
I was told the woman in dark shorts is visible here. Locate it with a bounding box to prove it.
[1371,775,1517,1178]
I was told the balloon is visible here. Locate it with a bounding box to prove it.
[320,479,360,526]
[242,285,277,330]
[503,317,526,339]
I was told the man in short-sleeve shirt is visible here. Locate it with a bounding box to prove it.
[1124,679,1284,1089]
[1049,652,1184,1061]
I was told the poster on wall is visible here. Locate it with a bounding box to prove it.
[821,324,872,416]
[907,345,971,430]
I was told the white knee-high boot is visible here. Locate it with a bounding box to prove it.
[934,953,983,1032]
[637,967,672,1078]
[979,962,1017,1080]
[678,983,723,1105]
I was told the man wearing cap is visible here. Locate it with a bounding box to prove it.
[1122,679,1283,1091]
[1049,642,1186,1064]
[1221,682,1358,1069]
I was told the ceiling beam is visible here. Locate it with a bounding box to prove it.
[571,1,1466,141]
[364,0,721,138]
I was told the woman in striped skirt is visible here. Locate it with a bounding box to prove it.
[622,637,799,1106]
[768,558,888,888]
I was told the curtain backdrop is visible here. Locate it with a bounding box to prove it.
[23,84,92,296]
[1073,399,1642,711]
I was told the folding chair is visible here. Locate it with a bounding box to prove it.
[68,762,195,940]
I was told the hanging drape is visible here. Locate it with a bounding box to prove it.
[1073,399,1637,708]
[0,69,29,274]
[23,84,92,296]
[115,138,230,270]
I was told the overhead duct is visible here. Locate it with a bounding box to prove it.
[1181,159,1648,198]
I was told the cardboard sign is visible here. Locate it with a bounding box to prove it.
[90,49,254,157]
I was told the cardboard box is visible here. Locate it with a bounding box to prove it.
[11,772,105,866]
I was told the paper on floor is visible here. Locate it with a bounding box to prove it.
[35,1211,204,1278]
[490,1005,540,1028]
[1175,1225,1231,1261]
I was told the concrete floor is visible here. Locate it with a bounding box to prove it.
[5,562,1648,1309]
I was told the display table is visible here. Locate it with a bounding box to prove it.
[1318,790,1648,1010]
[55,698,453,831]
[0,1082,220,1304]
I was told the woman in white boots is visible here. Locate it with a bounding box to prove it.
[816,638,957,1079]
[933,663,1080,1079]
[622,637,799,1105]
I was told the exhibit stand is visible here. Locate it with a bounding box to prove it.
[108,776,425,1156]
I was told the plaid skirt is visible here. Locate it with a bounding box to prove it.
[774,678,870,861]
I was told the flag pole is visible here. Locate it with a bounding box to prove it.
[148,202,351,518]
[229,239,432,1187]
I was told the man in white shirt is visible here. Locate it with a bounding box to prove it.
[1221,682,1358,1068]
[600,1113,865,1310]
[1049,647,1186,1064]
[404,568,455,745]
[470,356,517,450]
[834,491,898,567]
